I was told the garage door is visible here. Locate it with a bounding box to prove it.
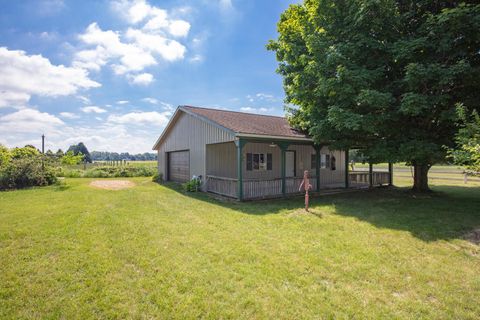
[168,150,190,182]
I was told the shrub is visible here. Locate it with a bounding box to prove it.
[11,146,40,159]
[183,177,201,192]
[152,173,163,183]
[0,144,11,169]
[0,156,57,190]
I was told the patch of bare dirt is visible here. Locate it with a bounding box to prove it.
[89,180,136,190]
[464,228,480,245]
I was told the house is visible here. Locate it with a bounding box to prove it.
[153,106,391,200]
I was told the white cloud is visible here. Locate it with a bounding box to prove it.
[76,95,91,104]
[74,0,191,84]
[125,28,186,62]
[0,108,170,153]
[167,20,190,37]
[142,97,158,104]
[0,47,100,108]
[74,20,187,80]
[240,106,278,115]
[59,112,80,119]
[127,72,154,85]
[0,108,64,134]
[113,0,191,37]
[74,23,157,74]
[189,54,203,63]
[117,100,129,105]
[81,106,107,113]
[114,0,153,24]
[108,111,171,125]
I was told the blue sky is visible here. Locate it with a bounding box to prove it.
[0,0,297,153]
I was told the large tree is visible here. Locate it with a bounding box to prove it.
[67,142,92,163]
[268,0,480,191]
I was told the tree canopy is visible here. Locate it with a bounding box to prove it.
[67,142,92,163]
[268,0,480,191]
[449,108,480,173]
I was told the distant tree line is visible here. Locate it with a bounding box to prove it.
[44,143,157,162]
[90,151,157,161]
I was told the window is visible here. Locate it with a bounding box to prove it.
[320,154,330,169]
[311,154,316,169]
[331,156,336,170]
[246,153,272,171]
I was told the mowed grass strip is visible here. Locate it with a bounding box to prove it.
[0,178,479,319]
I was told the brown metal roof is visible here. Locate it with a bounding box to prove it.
[181,106,310,139]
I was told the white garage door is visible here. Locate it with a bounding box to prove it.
[168,151,190,182]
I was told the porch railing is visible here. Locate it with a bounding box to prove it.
[206,176,319,200]
[349,171,390,186]
[205,175,237,198]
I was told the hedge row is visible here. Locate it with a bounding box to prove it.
[57,166,156,178]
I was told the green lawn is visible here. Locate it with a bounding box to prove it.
[1,176,479,319]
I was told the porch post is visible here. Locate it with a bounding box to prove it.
[345,149,350,188]
[278,142,290,196]
[315,145,321,192]
[235,138,246,200]
[388,162,393,186]
[369,163,373,188]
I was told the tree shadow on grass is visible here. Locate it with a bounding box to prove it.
[160,182,480,242]
[328,186,480,242]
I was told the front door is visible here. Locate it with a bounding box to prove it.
[285,151,295,177]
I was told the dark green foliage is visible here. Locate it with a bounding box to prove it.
[67,142,92,163]
[57,166,156,178]
[268,0,480,191]
[182,177,201,192]
[0,155,57,190]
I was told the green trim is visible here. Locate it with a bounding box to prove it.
[369,163,373,187]
[315,145,321,191]
[238,137,314,146]
[345,149,350,188]
[388,162,393,186]
[277,142,290,196]
[235,139,247,200]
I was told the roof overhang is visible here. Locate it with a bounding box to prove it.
[235,133,313,142]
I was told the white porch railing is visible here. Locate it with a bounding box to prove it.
[349,171,390,186]
[243,178,282,199]
[206,176,319,200]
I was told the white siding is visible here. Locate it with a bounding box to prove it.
[156,112,235,188]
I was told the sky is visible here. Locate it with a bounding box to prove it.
[0,0,299,153]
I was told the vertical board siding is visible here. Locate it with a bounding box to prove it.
[157,112,235,186]
[318,146,346,189]
[206,142,237,178]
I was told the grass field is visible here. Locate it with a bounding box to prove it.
[64,160,157,170]
[0,173,479,318]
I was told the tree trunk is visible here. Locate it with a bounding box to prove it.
[412,164,431,192]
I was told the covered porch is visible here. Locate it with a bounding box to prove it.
[204,138,391,200]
